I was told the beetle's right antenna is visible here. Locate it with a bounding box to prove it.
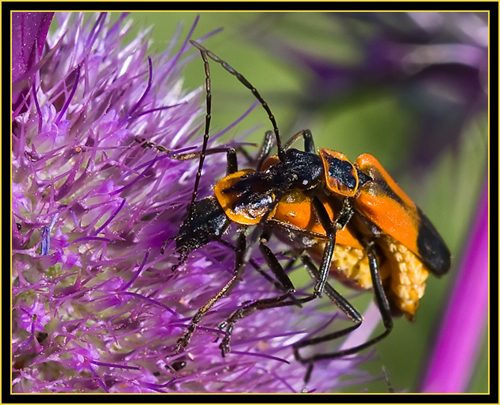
[190,40,286,163]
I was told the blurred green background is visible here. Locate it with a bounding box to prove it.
[110,12,487,393]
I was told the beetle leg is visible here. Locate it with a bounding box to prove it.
[255,130,276,171]
[258,232,296,294]
[301,254,363,324]
[255,128,315,171]
[310,196,337,296]
[217,243,316,357]
[217,292,317,357]
[311,196,355,296]
[292,244,394,386]
[198,176,297,354]
[174,229,247,353]
[282,128,315,154]
[225,147,238,175]
[255,236,307,310]
[135,137,240,161]
[218,238,294,296]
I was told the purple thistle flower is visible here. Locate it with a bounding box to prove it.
[12,12,381,394]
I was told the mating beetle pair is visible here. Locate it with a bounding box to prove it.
[146,40,451,383]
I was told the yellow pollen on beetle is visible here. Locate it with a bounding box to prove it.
[379,236,429,318]
[329,245,372,290]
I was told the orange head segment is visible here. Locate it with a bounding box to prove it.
[214,169,277,225]
[319,149,359,197]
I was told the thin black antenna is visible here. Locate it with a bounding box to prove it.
[190,40,286,163]
[188,45,213,213]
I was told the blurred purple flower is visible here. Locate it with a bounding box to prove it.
[253,12,487,171]
[420,181,488,393]
[12,12,378,393]
[12,12,54,110]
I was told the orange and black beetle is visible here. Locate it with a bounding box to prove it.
[145,40,450,383]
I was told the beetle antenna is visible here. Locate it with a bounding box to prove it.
[188,44,213,213]
[190,40,286,163]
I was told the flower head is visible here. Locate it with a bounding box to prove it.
[12,13,378,393]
